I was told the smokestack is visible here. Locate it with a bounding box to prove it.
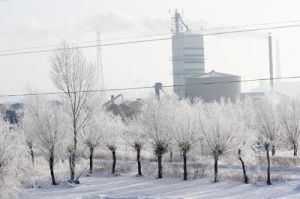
[268,33,274,92]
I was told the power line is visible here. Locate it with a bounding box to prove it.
[2,23,300,57]
[1,75,300,98]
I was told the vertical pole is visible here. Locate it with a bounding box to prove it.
[276,39,281,81]
[175,9,180,35]
[97,31,105,90]
[268,33,274,92]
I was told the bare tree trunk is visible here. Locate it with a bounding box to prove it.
[111,149,116,174]
[68,154,72,179]
[293,142,298,156]
[238,149,249,184]
[214,153,219,183]
[183,150,188,181]
[136,148,142,176]
[70,121,77,181]
[265,144,272,185]
[49,153,57,185]
[157,153,163,178]
[271,145,276,156]
[89,146,94,174]
[169,150,173,162]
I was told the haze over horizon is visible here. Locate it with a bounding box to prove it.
[2,0,300,99]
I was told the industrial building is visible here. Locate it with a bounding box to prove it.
[172,10,205,98]
[185,70,241,102]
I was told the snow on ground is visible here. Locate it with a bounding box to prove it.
[21,174,300,199]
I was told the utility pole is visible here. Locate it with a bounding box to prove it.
[97,31,105,90]
[268,33,274,92]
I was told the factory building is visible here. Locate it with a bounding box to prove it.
[172,10,205,98]
[185,70,241,102]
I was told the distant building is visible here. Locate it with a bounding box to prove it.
[240,91,288,103]
[171,10,205,98]
[185,70,241,102]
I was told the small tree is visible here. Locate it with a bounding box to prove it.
[198,101,241,182]
[168,99,200,180]
[103,114,123,175]
[235,99,256,184]
[255,97,280,185]
[279,98,300,156]
[24,96,65,185]
[139,97,172,178]
[81,110,108,174]
[124,120,145,176]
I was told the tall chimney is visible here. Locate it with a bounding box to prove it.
[268,33,274,92]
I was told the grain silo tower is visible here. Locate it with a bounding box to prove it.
[172,10,205,98]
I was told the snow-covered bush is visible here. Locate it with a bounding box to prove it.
[0,119,24,198]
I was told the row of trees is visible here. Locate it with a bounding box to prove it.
[22,93,300,186]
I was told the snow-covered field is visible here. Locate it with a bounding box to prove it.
[21,174,300,199]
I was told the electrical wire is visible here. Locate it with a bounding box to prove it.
[0,75,299,98]
[2,21,300,57]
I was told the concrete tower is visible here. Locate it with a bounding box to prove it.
[172,10,205,98]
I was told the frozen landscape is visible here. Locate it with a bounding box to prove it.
[21,174,300,199]
[3,1,300,198]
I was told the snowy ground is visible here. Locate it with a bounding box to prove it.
[21,174,300,199]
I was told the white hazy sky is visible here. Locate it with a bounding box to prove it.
[1,0,300,98]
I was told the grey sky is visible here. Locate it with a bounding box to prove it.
[1,0,300,98]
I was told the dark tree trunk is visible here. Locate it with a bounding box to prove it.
[136,148,142,176]
[68,153,72,179]
[111,149,116,174]
[169,150,173,162]
[183,150,188,181]
[293,142,298,156]
[70,151,76,180]
[214,153,219,183]
[265,144,272,185]
[157,153,163,178]
[70,120,77,181]
[49,153,57,185]
[271,145,276,156]
[238,149,249,184]
[29,145,34,166]
[89,146,94,174]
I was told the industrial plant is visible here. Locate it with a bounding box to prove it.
[171,10,241,102]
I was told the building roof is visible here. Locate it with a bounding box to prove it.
[196,70,240,78]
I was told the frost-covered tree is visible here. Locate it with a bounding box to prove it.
[198,101,241,182]
[0,119,23,198]
[21,117,35,166]
[235,99,256,184]
[278,98,300,156]
[168,99,200,180]
[124,120,145,176]
[24,96,65,185]
[138,97,172,178]
[255,97,280,185]
[81,110,110,174]
[103,114,123,175]
[50,41,97,181]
